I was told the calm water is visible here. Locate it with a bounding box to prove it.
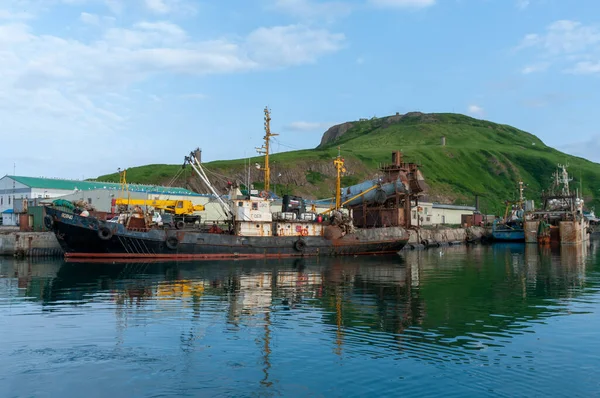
[1,243,600,397]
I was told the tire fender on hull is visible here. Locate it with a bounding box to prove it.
[98,226,113,240]
[166,236,179,250]
[293,239,306,252]
[44,215,54,230]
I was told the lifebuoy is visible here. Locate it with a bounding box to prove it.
[98,227,113,240]
[44,215,54,230]
[175,220,185,230]
[166,236,179,250]
[301,228,309,236]
[293,239,306,252]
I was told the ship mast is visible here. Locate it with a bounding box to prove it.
[518,181,524,207]
[334,147,346,210]
[118,167,129,200]
[256,107,278,194]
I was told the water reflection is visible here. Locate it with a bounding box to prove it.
[1,243,599,397]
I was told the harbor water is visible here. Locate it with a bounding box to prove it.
[1,243,600,397]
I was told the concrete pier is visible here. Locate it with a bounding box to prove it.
[403,226,487,250]
[0,231,63,258]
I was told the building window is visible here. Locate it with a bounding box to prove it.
[8,196,11,205]
[1,197,2,205]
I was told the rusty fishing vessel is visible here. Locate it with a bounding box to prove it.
[523,164,589,245]
[44,108,416,261]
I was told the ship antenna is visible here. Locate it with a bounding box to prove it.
[333,146,346,210]
[255,106,278,194]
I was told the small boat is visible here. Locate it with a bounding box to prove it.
[492,182,525,242]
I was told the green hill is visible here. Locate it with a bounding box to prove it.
[96,112,600,215]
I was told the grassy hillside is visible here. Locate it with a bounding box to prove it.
[96,112,600,215]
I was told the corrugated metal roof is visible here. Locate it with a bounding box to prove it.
[6,175,199,196]
[432,203,476,211]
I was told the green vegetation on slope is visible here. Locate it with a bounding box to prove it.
[96,112,600,214]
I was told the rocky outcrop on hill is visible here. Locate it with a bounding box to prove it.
[319,122,354,147]
[318,112,440,147]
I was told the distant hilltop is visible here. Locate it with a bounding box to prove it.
[97,112,600,214]
[319,112,442,147]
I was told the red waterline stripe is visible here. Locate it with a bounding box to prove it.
[63,250,401,262]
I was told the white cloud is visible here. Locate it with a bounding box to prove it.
[271,0,353,21]
[516,20,600,75]
[80,12,115,26]
[368,0,435,9]
[567,61,600,75]
[145,0,170,13]
[0,13,345,177]
[467,105,485,117]
[247,25,345,66]
[80,12,100,25]
[521,62,549,74]
[143,0,197,16]
[285,121,333,131]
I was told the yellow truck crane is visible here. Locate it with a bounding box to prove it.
[114,198,205,229]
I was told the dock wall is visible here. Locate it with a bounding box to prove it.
[404,226,487,250]
[0,231,63,257]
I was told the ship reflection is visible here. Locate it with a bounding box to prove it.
[1,244,597,370]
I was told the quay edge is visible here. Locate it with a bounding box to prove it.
[0,230,64,258]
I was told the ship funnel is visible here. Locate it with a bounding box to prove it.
[392,151,402,166]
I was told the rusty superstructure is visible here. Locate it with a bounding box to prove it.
[346,151,428,229]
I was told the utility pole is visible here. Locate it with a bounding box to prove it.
[256,107,278,193]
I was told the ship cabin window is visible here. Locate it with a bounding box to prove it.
[176,201,183,208]
[88,198,92,204]
[424,208,428,215]
[238,202,243,207]
[412,211,416,219]
[256,224,260,228]
[252,202,258,210]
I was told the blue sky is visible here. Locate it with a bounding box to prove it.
[1,0,600,179]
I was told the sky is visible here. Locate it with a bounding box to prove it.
[1,0,600,180]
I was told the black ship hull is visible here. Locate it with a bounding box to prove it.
[45,207,409,261]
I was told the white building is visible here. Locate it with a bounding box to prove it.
[411,202,476,226]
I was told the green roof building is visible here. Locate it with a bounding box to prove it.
[0,175,201,223]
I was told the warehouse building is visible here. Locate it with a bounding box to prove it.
[0,175,203,226]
